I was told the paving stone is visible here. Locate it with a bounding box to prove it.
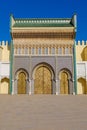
[0,95,87,130]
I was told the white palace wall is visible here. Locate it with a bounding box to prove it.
[76,41,87,94]
[0,41,10,94]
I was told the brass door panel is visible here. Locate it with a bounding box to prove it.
[34,67,43,94]
[34,66,52,94]
[43,67,52,94]
[60,72,68,94]
[18,72,26,94]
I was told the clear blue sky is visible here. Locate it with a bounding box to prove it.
[0,0,87,42]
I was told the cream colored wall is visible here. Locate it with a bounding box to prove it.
[77,78,86,94]
[76,41,87,94]
[76,41,87,61]
[1,41,10,62]
[77,81,83,94]
[0,81,9,94]
[0,47,3,61]
[0,41,10,94]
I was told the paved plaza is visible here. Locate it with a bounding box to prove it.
[0,95,87,130]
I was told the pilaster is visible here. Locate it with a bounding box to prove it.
[11,80,14,95]
[29,79,32,95]
[73,41,77,94]
[56,80,60,95]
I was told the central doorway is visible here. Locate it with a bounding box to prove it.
[34,65,52,94]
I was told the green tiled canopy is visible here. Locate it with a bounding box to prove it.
[13,18,74,27]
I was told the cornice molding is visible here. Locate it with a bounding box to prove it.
[12,32,74,39]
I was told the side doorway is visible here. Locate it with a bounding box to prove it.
[59,69,72,94]
[17,69,29,94]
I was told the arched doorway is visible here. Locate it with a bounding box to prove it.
[34,64,52,94]
[17,71,27,94]
[59,70,70,94]
[77,77,86,94]
[0,77,9,94]
[81,46,87,61]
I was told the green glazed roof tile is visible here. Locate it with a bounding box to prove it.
[13,18,74,27]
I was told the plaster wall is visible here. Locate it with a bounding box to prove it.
[76,41,87,61]
[77,62,87,94]
[0,41,10,94]
[0,62,10,78]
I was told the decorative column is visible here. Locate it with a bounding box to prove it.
[56,79,60,95]
[26,79,29,94]
[11,80,14,95]
[48,46,49,55]
[73,41,77,94]
[10,40,14,95]
[86,81,87,94]
[55,55,60,95]
[29,79,32,95]
[56,80,58,95]
[68,79,73,94]
[29,53,32,95]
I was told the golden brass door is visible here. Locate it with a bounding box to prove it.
[18,72,26,94]
[60,71,69,94]
[43,67,52,94]
[34,67,43,94]
[34,66,52,94]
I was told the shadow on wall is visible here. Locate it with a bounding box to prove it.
[81,46,87,61]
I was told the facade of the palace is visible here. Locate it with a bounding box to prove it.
[0,14,86,95]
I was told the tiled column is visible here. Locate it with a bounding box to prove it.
[12,80,14,95]
[26,80,29,94]
[56,79,60,95]
[56,80,58,95]
[29,79,32,95]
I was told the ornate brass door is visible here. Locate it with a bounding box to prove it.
[60,71,69,94]
[18,72,26,94]
[34,67,43,94]
[34,66,52,94]
[43,67,52,94]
